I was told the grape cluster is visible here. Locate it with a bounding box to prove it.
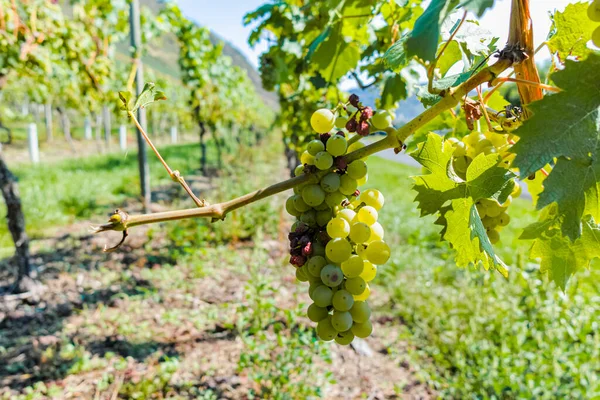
[448,131,521,244]
[589,0,600,47]
[285,100,392,345]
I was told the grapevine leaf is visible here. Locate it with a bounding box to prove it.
[382,36,408,70]
[459,0,495,17]
[512,54,600,240]
[547,2,597,61]
[380,74,408,110]
[312,29,360,82]
[436,40,461,76]
[529,217,600,290]
[306,26,331,60]
[118,91,132,111]
[132,82,167,113]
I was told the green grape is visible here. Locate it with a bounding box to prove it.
[498,212,510,226]
[475,139,494,154]
[452,141,467,157]
[308,282,321,298]
[300,151,314,165]
[365,240,390,265]
[307,256,327,277]
[476,202,487,218]
[314,201,330,211]
[341,255,364,278]
[296,267,309,282]
[311,285,333,307]
[335,116,348,129]
[487,229,500,244]
[351,320,373,338]
[332,290,354,311]
[356,243,368,259]
[345,277,367,296]
[311,109,335,133]
[346,160,368,180]
[302,184,326,207]
[589,0,600,22]
[465,132,486,147]
[320,173,341,193]
[335,330,355,345]
[307,139,325,155]
[326,135,348,157]
[339,175,358,196]
[359,189,384,210]
[321,264,344,287]
[353,284,370,301]
[337,208,356,223]
[357,206,378,225]
[317,317,337,341]
[484,201,503,217]
[360,261,377,282]
[481,146,498,155]
[331,311,353,332]
[316,209,332,227]
[327,217,350,239]
[295,165,307,177]
[593,26,600,48]
[307,303,329,322]
[292,194,310,212]
[314,151,334,170]
[356,173,368,186]
[326,191,347,208]
[350,301,371,323]
[312,241,326,257]
[285,196,301,217]
[300,210,317,226]
[367,222,384,242]
[489,133,508,148]
[371,110,393,130]
[453,156,470,176]
[349,222,371,244]
[326,238,353,263]
[347,140,365,153]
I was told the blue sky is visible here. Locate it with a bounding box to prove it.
[177,0,575,72]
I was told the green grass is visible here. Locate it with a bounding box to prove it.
[366,155,600,399]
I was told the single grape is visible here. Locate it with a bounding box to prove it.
[341,255,364,278]
[360,261,377,282]
[307,139,325,155]
[326,238,353,263]
[332,290,354,311]
[359,189,384,210]
[311,285,333,307]
[594,26,600,48]
[339,175,358,196]
[350,301,371,323]
[453,156,470,176]
[306,256,327,277]
[484,200,503,217]
[357,173,368,186]
[365,240,390,265]
[347,140,365,154]
[337,208,357,223]
[476,202,487,218]
[335,330,355,345]
[331,311,353,332]
[356,243,368,259]
[326,191,347,208]
[327,217,350,238]
[302,184,326,207]
[326,135,348,157]
[285,196,301,217]
[353,284,371,301]
[367,222,384,242]
[292,194,310,212]
[307,303,329,322]
[357,206,378,225]
[346,160,368,180]
[349,222,371,244]
[371,110,393,130]
[335,116,348,129]
[351,320,373,338]
[321,264,344,287]
[487,229,500,244]
[311,109,335,133]
[345,276,367,296]
[294,164,305,177]
[300,210,317,226]
[300,151,314,165]
[317,317,337,341]
[320,173,341,193]
[296,267,309,282]
[589,0,600,22]
[308,282,321,298]
[498,212,510,226]
[316,209,332,227]
[314,151,334,170]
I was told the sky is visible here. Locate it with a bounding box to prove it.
[177,0,576,72]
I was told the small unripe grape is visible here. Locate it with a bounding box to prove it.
[371,110,393,130]
[337,208,357,223]
[335,330,355,345]
[350,301,371,323]
[335,116,348,129]
[345,277,367,295]
[347,140,365,153]
[360,261,377,282]
[357,173,368,186]
[294,164,305,176]
[314,151,334,170]
[326,238,353,263]
[341,255,364,278]
[300,210,317,226]
[453,141,467,157]
[332,311,353,332]
[307,139,325,155]
[365,240,390,265]
[306,255,327,277]
[302,184,326,207]
[300,151,314,165]
[311,285,333,307]
[326,135,348,156]
[357,206,378,226]
[286,196,301,217]
[594,26,600,48]
[317,317,337,341]
[325,191,347,208]
[316,209,332,227]
[307,303,329,322]
[296,267,309,282]
[320,173,341,193]
[321,264,344,287]
[589,0,600,22]
[311,109,335,133]
[487,229,500,244]
[367,222,384,242]
[349,222,371,244]
[292,194,310,212]
[332,290,355,311]
[339,175,358,195]
[498,212,511,226]
[353,284,371,301]
[351,320,373,338]
[359,189,384,210]
[327,217,350,238]
[346,160,368,180]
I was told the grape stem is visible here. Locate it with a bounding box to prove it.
[92,55,514,243]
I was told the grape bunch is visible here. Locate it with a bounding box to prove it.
[447,130,521,244]
[588,0,600,47]
[285,98,392,345]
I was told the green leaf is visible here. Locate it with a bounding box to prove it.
[459,0,495,17]
[529,217,600,290]
[512,54,600,240]
[379,74,407,110]
[382,36,408,70]
[306,26,331,60]
[436,40,461,76]
[547,2,598,61]
[410,134,514,273]
[118,91,132,111]
[312,29,360,82]
[132,82,167,113]
[405,0,458,62]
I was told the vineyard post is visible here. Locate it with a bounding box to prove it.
[84,116,92,140]
[27,123,39,164]
[119,124,127,151]
[130,0,151,213]
[170,125,177,144]
[102,105,111,147]
[44,102,53,142]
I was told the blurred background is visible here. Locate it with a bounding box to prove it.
[0,0,598,399]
